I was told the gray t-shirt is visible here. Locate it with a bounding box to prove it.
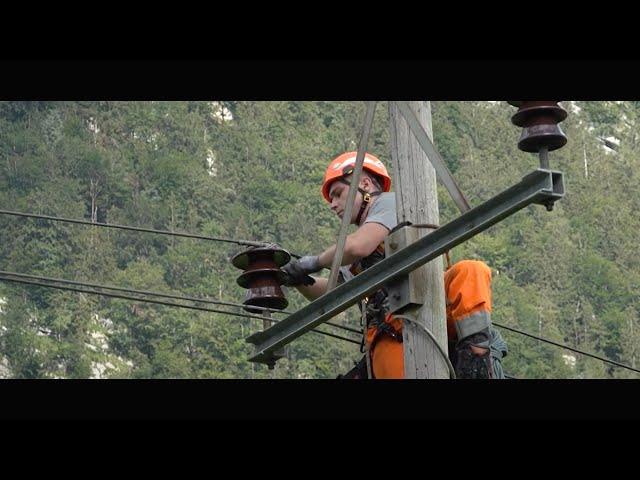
[338,192,397,283]
[364,192,397,231]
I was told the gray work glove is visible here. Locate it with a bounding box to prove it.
[282,255,321,286]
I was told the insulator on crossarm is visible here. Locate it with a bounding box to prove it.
[231,246,291,314]
[508,101,568,153]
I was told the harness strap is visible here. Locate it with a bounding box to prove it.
[337,178,381,225]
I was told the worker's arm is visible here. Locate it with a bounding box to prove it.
[317,222,390,268]
[286,222,390,299]
[296,276,328,301]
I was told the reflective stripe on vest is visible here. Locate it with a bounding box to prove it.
[454,310,491,341]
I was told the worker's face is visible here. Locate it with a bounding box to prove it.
[328,176,369,224]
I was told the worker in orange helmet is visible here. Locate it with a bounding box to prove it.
[282,152,506,379]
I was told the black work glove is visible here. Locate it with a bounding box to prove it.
[282,255,321,286]
[454,331,493,379]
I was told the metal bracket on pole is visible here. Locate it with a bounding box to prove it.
[246,168,565,366]
[384,225,425,314]
[394,101,471,214]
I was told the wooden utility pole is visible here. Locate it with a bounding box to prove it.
[388,101,449,379]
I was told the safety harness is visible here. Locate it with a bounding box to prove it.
[348,240,402,379]
[351,221,453,378]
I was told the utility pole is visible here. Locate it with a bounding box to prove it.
[388,101,449,379]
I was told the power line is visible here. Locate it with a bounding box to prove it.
[2,270,635,373]
[0,270,362,336]
[0,272,268,319]
[493,321,640,375]
[6,264,632,374]
[0,209,303,259]
[0,270,290,314]
[0,208,270,249]
[0,274,361,346]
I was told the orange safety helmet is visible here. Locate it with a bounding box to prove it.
[321,152,391,203]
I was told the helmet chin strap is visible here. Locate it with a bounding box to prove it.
[338,178,381,225]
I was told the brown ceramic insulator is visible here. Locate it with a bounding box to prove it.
[231,246,291,313]
[231,247,290,270]
[508,101,568,152]
[243,286,289,313]
[236,267,288,289]
[510,101,567,127]
[517,123,567,153]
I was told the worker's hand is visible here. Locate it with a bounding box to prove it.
[454,332,493,379]
[469,344,489,356]
[297,255,322,273]
[282,255,321,286]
